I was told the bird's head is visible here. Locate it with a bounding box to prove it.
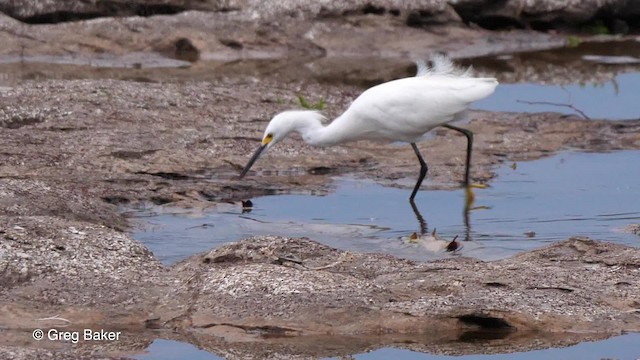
[239,110,324,179]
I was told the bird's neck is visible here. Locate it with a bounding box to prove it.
[295,114,342,147]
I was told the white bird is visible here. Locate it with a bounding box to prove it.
[240,55,498,202]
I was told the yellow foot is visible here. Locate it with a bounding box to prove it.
[464,183,486,210]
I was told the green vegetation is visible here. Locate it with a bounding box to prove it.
[566,35,581,47]
[297,95,325,110]
[583,20,609,35]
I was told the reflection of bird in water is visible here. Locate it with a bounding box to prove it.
[240,55,498,205]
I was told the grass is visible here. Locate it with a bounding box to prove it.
[297,95,325,110]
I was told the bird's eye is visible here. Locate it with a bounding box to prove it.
[262,133,273,145]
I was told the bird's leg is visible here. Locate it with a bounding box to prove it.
[463,199,472,242]
[409,199,428,235]
[442,124,484,209]
[409,142,428,201]
[442,124,472,186]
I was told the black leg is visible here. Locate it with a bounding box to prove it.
[409,199,428,234]
[409,142,428,201]
[442,124,473,186]
[462,199,471,242]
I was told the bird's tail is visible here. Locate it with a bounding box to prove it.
[414,54,473,78]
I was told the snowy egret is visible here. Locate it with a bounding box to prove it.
[240,55,498,201]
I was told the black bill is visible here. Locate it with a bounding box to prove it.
[239,143,267,178]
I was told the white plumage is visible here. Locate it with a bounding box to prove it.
[240,55,498,201]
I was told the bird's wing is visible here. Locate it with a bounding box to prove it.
[339,76,497,142]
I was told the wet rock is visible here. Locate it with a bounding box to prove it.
[450,0,640,31]
[3,232,639,358]
[0,0,623,65]
[2,0,638,30]
[0,0,227,23]
[406,5,462,27]
[0,0,640,33]
[0,215,168,330]
[158,236,640,339]
[0,9,323,62]
[171,37,200,62]
[0,0,451,23]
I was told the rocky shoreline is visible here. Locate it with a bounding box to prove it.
[1,1,640,359]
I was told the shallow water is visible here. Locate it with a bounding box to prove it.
[133,339,221,360]
[349,333,640,360]
[126,42,640,264]
[132,333,640,359]
[473,71,640,120]
[131,151,640,264]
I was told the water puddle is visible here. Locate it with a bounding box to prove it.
[133,339,222,360]
[345,333,640,360]
[472,71,640,119]
[131,150,640,264]
[467,40,640,120]
[132,333,640,359]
